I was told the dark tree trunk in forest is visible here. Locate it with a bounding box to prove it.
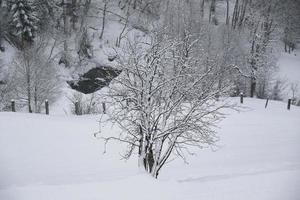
[80,0,92,31]
[232,0,239,29]
[63,0,69,35]
[232,0,248,29]
[71,0,78,30]
[285,42,287,52]
[200,0,205,19]
[61,0,70,68]
[250,77,256,98]
[226,0,230,25]
[26,66,32,113]
[209,0,216,24]
[34,85,38,113]
[238,0,248,27]
[100,0,108,39]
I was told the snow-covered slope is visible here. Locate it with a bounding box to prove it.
[0,98,300,200]
[278,49,300,85]
[277,49,300,98]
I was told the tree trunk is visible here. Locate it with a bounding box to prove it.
[138,125,160,178]
[226,0,230,25]
[232,0,239,29]
[80,0,92,31]
[63,40,70,67]
[26,65,32,113]
[100,0,108,39]
[62,0,70,67]
[34,85,38,113]
[238,0,248,28]
[116,6,129,47]
[0,39,4,52]
[209,0,216,24]
[63,0,70,35]
[71,0,77,30]
[250,77,256,98]
[200,0,204,19]
[284,42,287,52]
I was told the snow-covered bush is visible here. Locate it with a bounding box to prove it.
[270,79,287,101]
[100,32,235,178]
[69,92,102,115]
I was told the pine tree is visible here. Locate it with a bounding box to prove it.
[0,0,9,51]
[10,0,37,44]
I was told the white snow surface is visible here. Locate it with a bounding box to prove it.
[278,50,300,85]
[0,98,300,200]
[277,49,300,98]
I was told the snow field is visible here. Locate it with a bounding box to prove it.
[0,98,300,200]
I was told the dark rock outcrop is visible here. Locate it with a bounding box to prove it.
[67,66,122,94]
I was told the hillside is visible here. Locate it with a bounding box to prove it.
[278,49,300,97]
[279,50,300,83]
[0,98,299,200]
[1,0,300,199]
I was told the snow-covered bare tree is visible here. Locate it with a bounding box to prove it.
[0,62,16,111]
[270,78,287,101]
[273,0,300,53]
[239,0,279,98]
[12,36,61,113]
[290,82,299,105]
[32,0,58,33]
[100,32,235,178]
[68,92,102,115]
[77,28,93,60]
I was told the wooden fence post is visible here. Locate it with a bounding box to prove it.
[240,93,244,104]
[102,102,106,114]
[287,99,291,110]
[45,100,49,115]
[11,99,15,112]
[265,98,269,108]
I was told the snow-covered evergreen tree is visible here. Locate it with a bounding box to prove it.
[0,0,9,51]
[10,0,37,44]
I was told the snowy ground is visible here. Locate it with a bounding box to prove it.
[278,49,300,98]
[278,49,300,85]
[0,98,300,200]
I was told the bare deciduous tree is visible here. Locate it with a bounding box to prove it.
[99,0,108,40]
[12,37,61,113]
[290,82,299,104]
[99,33,235,178]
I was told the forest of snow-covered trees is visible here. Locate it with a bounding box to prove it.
[0,0,299,110]
[0,0,300,177]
